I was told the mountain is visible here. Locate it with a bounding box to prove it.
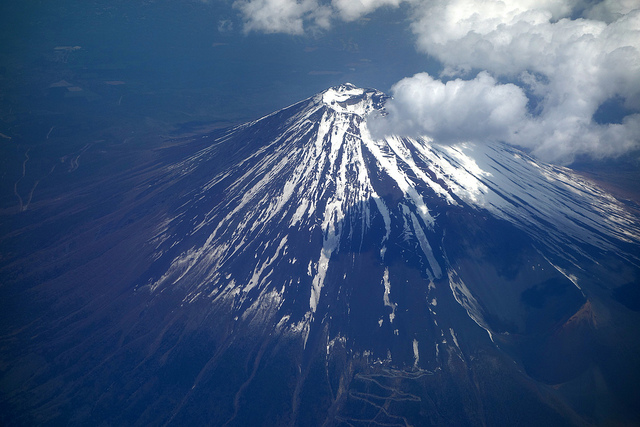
[1,84,640,426]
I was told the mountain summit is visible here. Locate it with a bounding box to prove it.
[2,84,640,426]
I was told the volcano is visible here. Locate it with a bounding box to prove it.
[2,84,640,426]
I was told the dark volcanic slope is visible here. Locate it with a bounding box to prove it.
[2,84,640,426]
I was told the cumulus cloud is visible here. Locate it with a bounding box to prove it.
[231,0,640,163]
[369,72,529,143]
[400,0,640,162]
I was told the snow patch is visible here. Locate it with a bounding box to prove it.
[448,269,494,341]
[382,268,397,323]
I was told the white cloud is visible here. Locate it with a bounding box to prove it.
[234,0,405,34]
[409,0,582,75]
[331,0,404,21]
[234,0,332,35]
[402,0,640,162]
[369,72,529,143]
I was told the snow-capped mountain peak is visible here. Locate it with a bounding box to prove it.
[147,84,639,374]
[318,83,385,116]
